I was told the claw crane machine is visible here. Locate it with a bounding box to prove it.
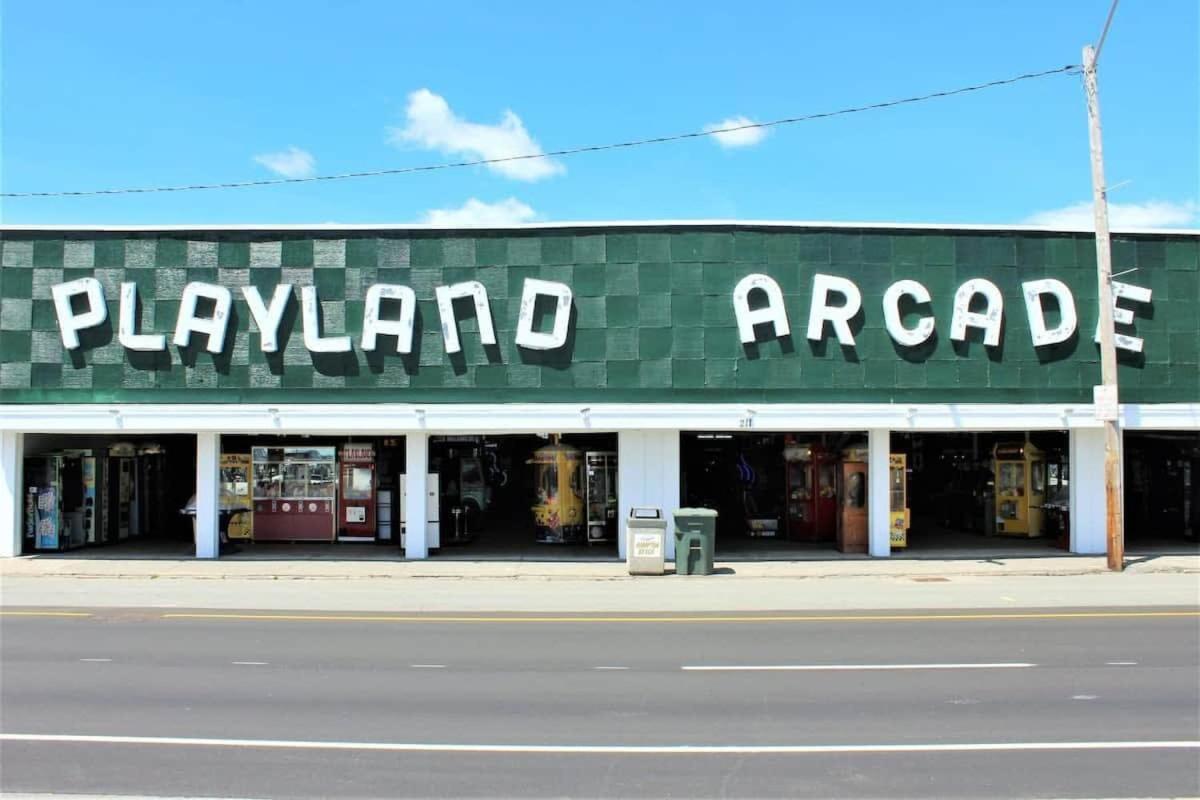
[220,453,254,540]
[584,450,618,545]
[993,441,1045,537]
[783,440,838,541]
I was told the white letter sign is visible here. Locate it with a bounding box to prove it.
[1095,281,1152,353]
[361,283,416,354]
[732,274,790,343]
[51,277,108,349]
[950,279,1003,347]
[882,279,935,347]
[241,285,293,353]
[806,273,862,346]
[435,281,497,354]
[515,279,573,351]
[1022,279,1077,347]
[118,282,166,351]
[300,286,352,353]
[173,282,233,354]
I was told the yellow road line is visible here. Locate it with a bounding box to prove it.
[0,610,93,618]
[159,610,1200,624]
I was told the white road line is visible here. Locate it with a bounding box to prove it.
[681,663,1036,672]
[78,658,113,663]
[0,733,1195,755]
[410,664,445,669]
[1106,661,1138,666]
[231,661,268,666]
[593,666,630,671]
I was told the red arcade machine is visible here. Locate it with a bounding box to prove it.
[338,443,376,541]
[784,440,838,541]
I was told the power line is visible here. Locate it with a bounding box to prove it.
[1093,0,1121,65]
[3,64,1080,199]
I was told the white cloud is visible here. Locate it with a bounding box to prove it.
[422,197,539,227]
[1024,199,1198,230]
[390,89,563,182]
[253,146,317,179]
[703,116,768,149]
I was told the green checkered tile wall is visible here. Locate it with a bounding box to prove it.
[0,228,1196,404]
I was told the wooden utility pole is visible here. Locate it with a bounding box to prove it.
[1082,43,1124,572]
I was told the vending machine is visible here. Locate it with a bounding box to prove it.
[252,445,337,541]
[220,453,254,540]
[338,443,376,541]
[888,453,910,549]
[60,450,99,546]
[585,451,618,545]
[993,442,1045,537]
[529,441,585,544]
[784,441,838,541]
[837,446,869,554]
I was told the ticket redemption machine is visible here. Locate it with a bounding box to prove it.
[837,446,869,553]
[338,443,377,541]
[220,454,254,540]
[784,441,838,541]
[993,442,1045,537]
[888,453,910,549]
[530,441,585,544]
[251,446,337,541]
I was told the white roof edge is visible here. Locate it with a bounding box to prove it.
[0,219,1197,236]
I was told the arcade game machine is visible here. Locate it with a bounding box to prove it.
[837,446,869,553]
[783,440,838,542]
[529,439,585,544]
[585,451,618,545]
[337,443,376,541]
[993,442,1045,537]
[134,443,171,539]
[251,445,337,541]
[889,453,910,549]
[104,443,136,542]
[1042,451,1070,549]
[23,453,88,552]
[220,453,254,541]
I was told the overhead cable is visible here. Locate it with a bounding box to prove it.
[3,64,1080,199]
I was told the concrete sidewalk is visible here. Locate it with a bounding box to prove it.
[2,553,1197,613]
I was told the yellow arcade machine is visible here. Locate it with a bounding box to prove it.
[529,439,586,544]
[220,454,253,540]
[993,442,1045,537]
[888,453,910,548]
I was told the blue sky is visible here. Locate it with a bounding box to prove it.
[2,0,1197,227]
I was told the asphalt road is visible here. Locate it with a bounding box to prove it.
[2,607,1198,799]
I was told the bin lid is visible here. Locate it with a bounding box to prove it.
[673,507,719,517]
[630,507,661,519]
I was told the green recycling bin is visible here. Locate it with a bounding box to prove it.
[673,507,717,575]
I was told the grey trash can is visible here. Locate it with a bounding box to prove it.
[673,507,718,575]
[626,507,667,575]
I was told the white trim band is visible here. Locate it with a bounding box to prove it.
[1,733,1196,755]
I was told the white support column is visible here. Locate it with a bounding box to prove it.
[194,432,220,559]
[404,433,429,560]
[1,431,24,557]
[618,430,681,560]
[1070,427,1107,554]
[867,428,891,558]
